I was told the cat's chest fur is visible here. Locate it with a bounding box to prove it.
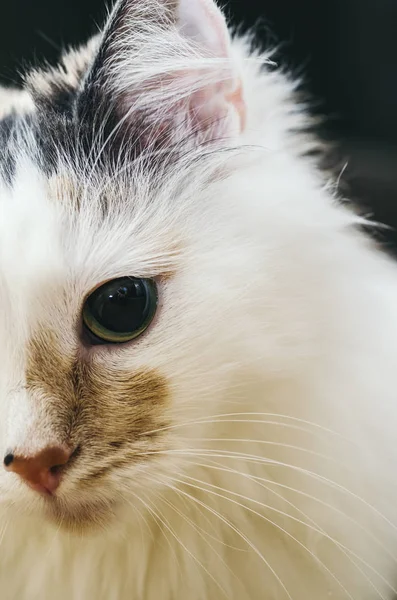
[0,500,373,600]
[0,508,278,600]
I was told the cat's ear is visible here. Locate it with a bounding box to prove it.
[78,0,245,151]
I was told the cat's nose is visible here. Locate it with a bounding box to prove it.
[3,446,73,496]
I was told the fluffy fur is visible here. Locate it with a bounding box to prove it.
[1,0,397,598]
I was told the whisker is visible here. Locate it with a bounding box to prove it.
[188,437,342,467]
[132,489,229,597]
[156,477,293,600]
[128,490,183,574]
[167,473,357,598]
[0,518,10,551]
[139,412,346,440]
[139,448,397,534]
[155,489,245,591]
[176,458,395,596]
[190,457,397,566]
[171,471,393,598]
[123,494,154,545]
[162,487,245,552]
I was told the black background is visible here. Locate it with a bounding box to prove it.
[1,0,397,250]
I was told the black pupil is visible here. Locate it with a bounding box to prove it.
[87,278,151,334]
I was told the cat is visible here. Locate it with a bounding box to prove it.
[0,0,397,598]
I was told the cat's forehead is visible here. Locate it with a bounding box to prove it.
[0,141,179,323]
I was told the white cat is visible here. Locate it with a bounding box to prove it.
[0,0,396,598]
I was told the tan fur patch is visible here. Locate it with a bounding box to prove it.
[25,37,100,98]
[25,328,169,483]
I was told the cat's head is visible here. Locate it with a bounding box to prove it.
[0,0,323,531]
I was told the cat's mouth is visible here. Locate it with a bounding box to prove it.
[42,495,117,532]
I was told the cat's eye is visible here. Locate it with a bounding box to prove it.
[82,277,158,344]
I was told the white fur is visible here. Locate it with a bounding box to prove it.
[1,1,397,599]
[0,87,34,120]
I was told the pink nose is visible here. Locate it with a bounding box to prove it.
[4,446,72,496]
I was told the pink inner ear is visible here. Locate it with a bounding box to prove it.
[102,0,247,148]
[187,74,245,141]
[177,0,246,136]
[226,80,246,133]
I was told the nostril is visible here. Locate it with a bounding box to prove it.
[49,464,62,475]
[4,454,14,467]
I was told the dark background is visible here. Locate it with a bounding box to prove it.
[1,0,396,251]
